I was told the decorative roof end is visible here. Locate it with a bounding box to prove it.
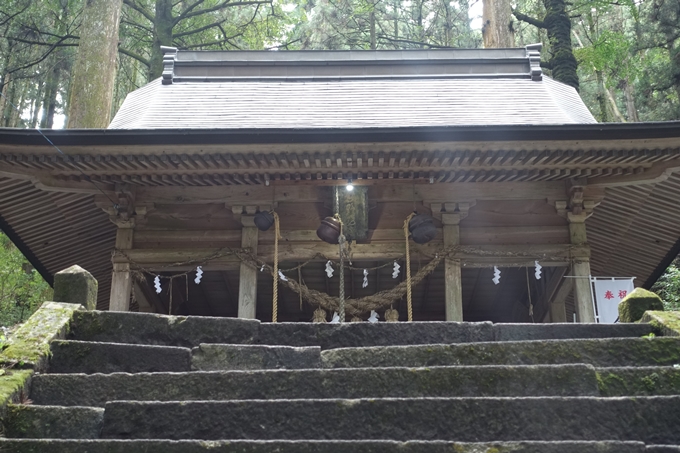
[525,43,543,81]
[161,46,178,85]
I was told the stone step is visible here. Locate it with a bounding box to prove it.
[192,344,321,371]
[321,337,680,368]
[99,396,680,443]
[0,439,653,453]
[3,405,103,439]
[68,311,654,349]
[647,447,680,452]
[68,311,258,348]
[31,364,599,407]
[49,340,191,374]
[596,367,680,396]
[257,322,654,349]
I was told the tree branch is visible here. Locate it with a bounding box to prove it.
[378,35,452,49]
[173,18,231,38]
[512,9,546,29]
[118,47,150,67]
[174,0,272,25]
[122,0,155,23]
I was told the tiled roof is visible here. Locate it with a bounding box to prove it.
[109,46,595,129]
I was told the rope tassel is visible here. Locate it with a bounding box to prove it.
[404,213,415,322]
[272,212,281,323]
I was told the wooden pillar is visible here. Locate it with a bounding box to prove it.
[442,212,463,321]
[110,227,133,311]
[568,213,595,323]
[549,278,571,323]
[237,214,258,319]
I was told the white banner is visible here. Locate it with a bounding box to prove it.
[592,278,635,323]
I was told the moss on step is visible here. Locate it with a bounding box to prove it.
[0,302,83,370]
[597,368,680,396]
[618,289,664,323]
[642,311,680,337]
[0,370,33,422]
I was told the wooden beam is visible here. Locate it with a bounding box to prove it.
[237,215,258,319]
[133,226,571,246]
[442,213,463,322]
[109,228,133,311]
[127,182,571,206]
[569,214,595,323]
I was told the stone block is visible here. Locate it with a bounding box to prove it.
[0,440,650,453]
[53,265,98,311]
[3,404,103,439]
[31,364,599,407]
[320,337,680,368]
[99,396,680,443]
[641,311,680,337]
[0,302,82,371]
[49,340,191,374]
[191,344,321,370]
[618,288,664,323]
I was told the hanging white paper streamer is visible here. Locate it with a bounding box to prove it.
[194,266,203,284]
[330,312,340,323]
[154,275,162,294]
[362,269,369,288]
[260,265,265,272]
[492,266,501,285]
[325,260,334,278]
[534,261,542,280]
[368,310,379,323]
[392,261,401,279]
[278,270,288,282]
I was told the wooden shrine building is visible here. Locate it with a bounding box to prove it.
[1,45,680,323]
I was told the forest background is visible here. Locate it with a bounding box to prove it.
[0,0,679,324]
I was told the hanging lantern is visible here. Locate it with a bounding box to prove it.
[408,213,436,244]
[317,216,341,244]
[253,211,275,231]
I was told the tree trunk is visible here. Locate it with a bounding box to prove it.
[543,0,578,90]
[149,0,175,81]
[622,79,639,122]
[482,0,515,48]
[369,11,376,49]
[67,0,123,128]
[40,64,61,129]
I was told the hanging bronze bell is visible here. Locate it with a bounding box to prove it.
[317,216,341,244]
[408,213,436,244]
[253,211,274,231]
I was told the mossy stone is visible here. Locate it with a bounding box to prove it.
[618,288,664,323]
[642,311,680,337]
[53,265,98,311]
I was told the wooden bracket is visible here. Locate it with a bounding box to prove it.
[555,186,600,222]
[430,201,475,221]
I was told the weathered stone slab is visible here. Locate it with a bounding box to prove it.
[0,302,82,371]
[597,367,680,396]
[31,364,599,407]
[49,340,191,374]
[53,265,98,311]
[192,344,321,371]
[3,404,103,439]
[0,439,649,453]
[494,323,654,341]
[100,396,680,443]
[321,337,680,368]
[647,446,680,452]
[69,311,259,347]
[257,321,494,349]
[642,311,680,337]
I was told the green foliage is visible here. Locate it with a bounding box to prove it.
[652,262,680,312]
[0,232,52,327]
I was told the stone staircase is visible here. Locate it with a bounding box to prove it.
[2,310,680,452]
